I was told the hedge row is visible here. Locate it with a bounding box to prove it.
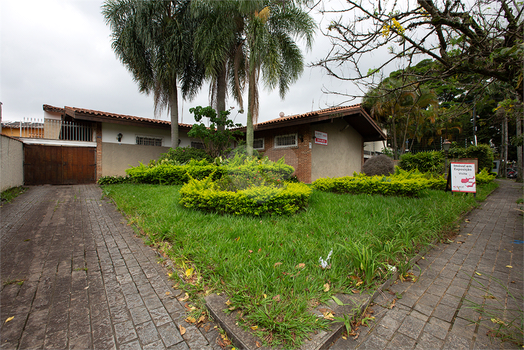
[179,177,311,216]
[125,156,295,185]
[312,168,496,197]
[312,175,439,197]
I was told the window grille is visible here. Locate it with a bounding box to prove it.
[136,136,162,146]
[191,141,204,149]
[274,134,297,148]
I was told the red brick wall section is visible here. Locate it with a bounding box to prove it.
[96,122,102,180]
[255,125,312,183]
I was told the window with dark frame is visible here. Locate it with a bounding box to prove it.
[136,135,163,146]
[253,138,264,150]
[274,133,297,148]
[191,141,205,149]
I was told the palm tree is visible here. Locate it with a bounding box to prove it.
[102,0,205,148]
[242,1,315,156]
[191,0,247,128]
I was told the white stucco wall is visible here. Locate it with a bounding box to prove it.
[1,135,24,192]
[310,119,363,181]
[101,123,194,147]
[101,142,171,176]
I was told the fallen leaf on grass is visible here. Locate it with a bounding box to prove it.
[323,283,330,292]
[186,316,197,323]
[197,315,206,323]
[296,263,305,269]
[332,296,344,306]
[179,293,190,302]
[179,325,186,335]
[274,262,282,267]
[4,316,14,324]
[272,295,281,302]
[256,341,262,347]
[251,325,258,331]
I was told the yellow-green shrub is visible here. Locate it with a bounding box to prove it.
[312,169,447,197]
[179,177,311,216]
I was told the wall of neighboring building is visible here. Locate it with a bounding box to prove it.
[254,124,312,183]
[310,119,363,181]
[101,143,170,176]
[1,134,24,192]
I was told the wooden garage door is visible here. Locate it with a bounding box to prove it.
[24,145,96,185]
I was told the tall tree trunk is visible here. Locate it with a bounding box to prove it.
[246,71,255,157]
[517,113,523,183]
[169,87,179,149]
[216,65,227,132]
[391,116,398,160]
[503,116,508,177]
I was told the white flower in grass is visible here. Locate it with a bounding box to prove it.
[319,249,333,269]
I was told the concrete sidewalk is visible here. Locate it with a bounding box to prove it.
[328,179,523,350]
[1,185,219,350]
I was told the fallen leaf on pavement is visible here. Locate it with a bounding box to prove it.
[179,325,186,335]
[4,316,14,324]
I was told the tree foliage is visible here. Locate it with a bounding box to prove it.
[187,106,243,158]
[314,0,523,101]
[102,0,205,148]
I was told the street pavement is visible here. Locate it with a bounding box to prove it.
[1,185,220,350]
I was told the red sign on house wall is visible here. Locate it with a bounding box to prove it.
[315,131,328,145]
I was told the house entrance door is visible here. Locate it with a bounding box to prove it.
[24,145,96,185]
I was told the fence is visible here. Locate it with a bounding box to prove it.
[2,118,93,142]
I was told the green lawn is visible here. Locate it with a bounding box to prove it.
[102,182,498,347]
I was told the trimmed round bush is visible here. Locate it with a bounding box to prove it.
[179,176,311,216]
[362,154,394,176]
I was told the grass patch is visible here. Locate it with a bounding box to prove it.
[1,186,27,204]
[102,181,498,348]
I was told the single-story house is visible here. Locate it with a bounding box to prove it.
[11,104,205,185]
[8,103,385,185]
[248,105,386,183]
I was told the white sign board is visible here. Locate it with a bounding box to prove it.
[451,162,476,193]
[314,131,328,145]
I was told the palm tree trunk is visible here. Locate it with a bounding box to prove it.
[216,65,227,132]
[169,87,179,149]
[246,73,255,157]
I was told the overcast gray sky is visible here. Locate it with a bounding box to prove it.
[0,0,383,125]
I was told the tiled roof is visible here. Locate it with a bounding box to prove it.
[43,104,193,128]
[256,104,363,127]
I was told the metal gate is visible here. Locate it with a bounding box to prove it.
[24,145,96,185]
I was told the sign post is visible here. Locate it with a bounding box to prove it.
[450,162,476,196]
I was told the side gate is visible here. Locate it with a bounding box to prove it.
[24,145,96,185]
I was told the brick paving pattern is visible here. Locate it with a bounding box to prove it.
[1,185,220,350]
[329,179,523,350]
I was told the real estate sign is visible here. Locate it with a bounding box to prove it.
[314,131,328,145]
[450,162,476,193]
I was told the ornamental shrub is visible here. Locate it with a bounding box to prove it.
[179,176,311,216]
[475,168,496,184]
[448,144,494,172]
[97,175,131,185]
[152,147,212,166]
[399,151,444,174]
[312,169,447,197]
[362,154,394,176]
